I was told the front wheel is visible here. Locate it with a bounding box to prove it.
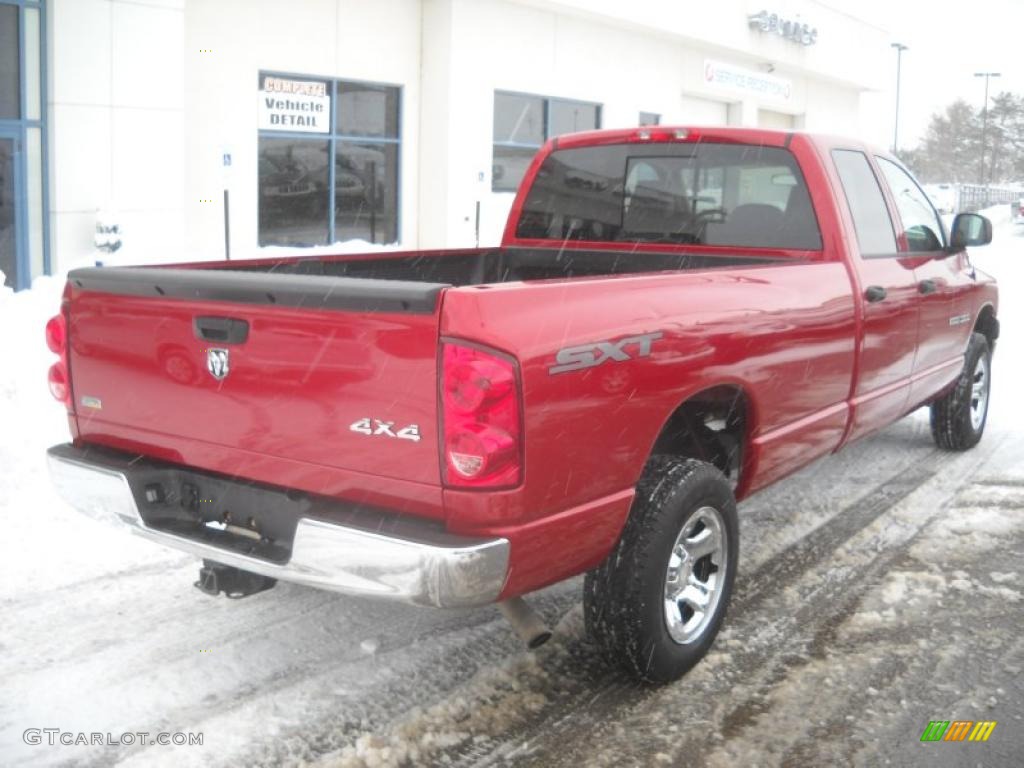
[584,457,738,683]
[930,332,991,451]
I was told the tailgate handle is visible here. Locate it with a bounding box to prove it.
[194,316,249,344]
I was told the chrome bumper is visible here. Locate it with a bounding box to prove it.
[46,444,509,608]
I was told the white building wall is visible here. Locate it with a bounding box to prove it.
[434,0,888,247]
[47,0,889,271]
[49,0,185,271]
[183,0,422,261]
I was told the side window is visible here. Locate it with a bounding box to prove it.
[831,150,897,257]
[876,157,946,252]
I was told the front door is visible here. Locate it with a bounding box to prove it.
[874,156,973,407]
[830,148,919,443]
[0,129,19,290]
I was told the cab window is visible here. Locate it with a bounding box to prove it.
[831,149,897,257]
[876,157,946,252]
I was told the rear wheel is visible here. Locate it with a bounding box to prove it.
[584,456,738,684]
[930,332,991,451]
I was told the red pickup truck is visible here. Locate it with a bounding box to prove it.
[46,127,998,683]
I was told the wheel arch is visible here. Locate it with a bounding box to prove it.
[645,384,755,496]
[973,303,999,353]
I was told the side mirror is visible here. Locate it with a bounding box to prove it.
[949,213,992,250]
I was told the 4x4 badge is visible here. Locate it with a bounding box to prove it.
[350,418,421,442]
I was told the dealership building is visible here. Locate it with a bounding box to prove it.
[0,0,891,290]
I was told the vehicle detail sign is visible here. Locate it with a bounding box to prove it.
[258,75,329,134]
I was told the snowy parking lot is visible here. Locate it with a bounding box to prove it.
[1,215,1022,767]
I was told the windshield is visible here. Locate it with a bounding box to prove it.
[515,142,822,250]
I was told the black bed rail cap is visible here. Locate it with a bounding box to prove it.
[66,267,448,314]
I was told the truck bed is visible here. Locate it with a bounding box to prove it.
[63,245,792,523]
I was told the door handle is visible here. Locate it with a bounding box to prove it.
[864,285,887,303]
[193,316,249,344]
[918,279,937,295]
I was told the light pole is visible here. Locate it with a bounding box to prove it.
[974,71,1001,186]
[891,43,908,154]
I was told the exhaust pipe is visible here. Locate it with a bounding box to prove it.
[499,597,552,649]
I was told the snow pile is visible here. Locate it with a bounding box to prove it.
[254,238,399,260]
[0,275,69,503]
[0,272,165,596]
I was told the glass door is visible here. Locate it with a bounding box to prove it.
[0,129,18,289]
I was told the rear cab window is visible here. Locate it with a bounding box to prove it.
[515,142,822,250]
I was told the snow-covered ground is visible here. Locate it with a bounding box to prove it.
[1,215,1021,767]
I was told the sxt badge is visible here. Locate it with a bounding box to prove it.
[549,332,663,375]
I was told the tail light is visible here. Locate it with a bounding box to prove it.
[45,314,66,355]
[48,362,69,403]
[45,312,70,405]
[440,341,523,489]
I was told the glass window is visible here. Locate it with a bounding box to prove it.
[25,7,40,121]
[0,5,19,120]
[493,93,545,145]
[336,82,399,138]
[0,138,14,288]
[492,91,600,192]
[831,150,897,257]
[257,137,330,246]
[335,141,398,244]
[549,100,599,138]
[639,112,660,126]
[493,146,538,193]
[27,126,44,280]
[259,74,401,246]
[516,142,822,250]
[876,157,946,252]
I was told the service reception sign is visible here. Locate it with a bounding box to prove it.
[703,60,792,101]
[258,75,330,133]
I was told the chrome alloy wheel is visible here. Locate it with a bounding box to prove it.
[663,505,727,645]
[970,354,990,431]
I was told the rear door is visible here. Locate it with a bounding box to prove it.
[830,149,919,443]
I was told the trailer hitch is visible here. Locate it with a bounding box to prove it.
[194,560,276,599]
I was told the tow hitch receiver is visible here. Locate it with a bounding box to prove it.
[194,560,277,599]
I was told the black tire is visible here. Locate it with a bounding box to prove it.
[930,332,991,451]
[584,456,738,684]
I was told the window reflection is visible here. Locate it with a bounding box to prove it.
[335,142,398,244]
[0,5,19,120]
[258,138,329,246]
[492,91,601,193]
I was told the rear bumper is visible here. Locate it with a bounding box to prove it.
[46,443,509,608]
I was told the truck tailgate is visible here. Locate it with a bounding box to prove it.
[66,267,446,490]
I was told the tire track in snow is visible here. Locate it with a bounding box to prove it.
[429,436,1004,767]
